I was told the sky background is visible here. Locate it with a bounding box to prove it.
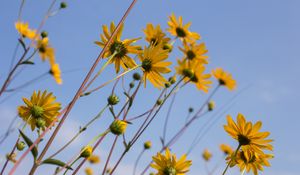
[0,0,299,175]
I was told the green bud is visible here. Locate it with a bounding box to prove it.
[129,82,135,88]
[208,101,215,111]
[143,141,152,149]
[188,107,194,113]
[164,82,171,88]
[80,146,93,158]
[182,69,194,78]
[133,72,141,81]
[169,76,176,84]
[60,2,67,9]
[17,141,26,151]
[156,99,163,105]
[107,94,119,105]
[110,120,127,135]
[36,118,46,129]
[41,31,48,38]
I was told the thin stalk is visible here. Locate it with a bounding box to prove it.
[63,157,79,175]
[102,136,118,175]
[162,93,176,146]
[221,144,241,175]
[0,137,20,174]
[133,149,145,175]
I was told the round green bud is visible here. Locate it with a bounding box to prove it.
[163,43,173,53]
[164,82,171,88]
[36,118,46,129]
[133,73,141,81]
[41,31,48,38]
[182,69,194,79]
[129,82,135,88]
[110,120,127,135]
[156,99,163,105]
[17,141,26,151]
[188,107,194,113]
[169,77,176,84]
[107,94,119,105]
[60,2,67,9]
[143,141,152,149]
[208,101,215,111]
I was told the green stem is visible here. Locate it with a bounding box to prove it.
[221,144,241,175]
[63,157,79,175]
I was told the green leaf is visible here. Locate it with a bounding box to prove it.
[20,60,34,65]
[19,130,38,160]
[42,158,73,170]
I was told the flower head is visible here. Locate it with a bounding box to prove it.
[18,90,61,131]
[139,44,171,89]
[179,41,208,64]
[202,149,212,161]
[176,59,211,92]
[95,22,141,73]
[168,13,200,43]
[85,167,93,175]
[50,63,62,85]
[151,148,192,175]
[220,144,234,155]
[212,68,236,90]
[88,155,100,164]
[81,145,93,158]
[144,141,152,150]
[223,113,273,154]
[15,21,37,40]
[36,37,55,63]
[110,119,128,135]
[144,23,170,46]
[227,149,273,175]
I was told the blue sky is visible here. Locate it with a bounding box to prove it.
[0,0,299,175]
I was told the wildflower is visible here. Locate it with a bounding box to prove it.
[110,119,127,135]
[227,149,273,175]
[15,21,37,40]
[107,94,119,105]
[139,44,171,88]
[176,59,211,92]
[85,167,93,175]
[212,68,236,90]
[167,13,200,43]
[95,22,141,73]
[50,63,62,84]
[144,23,170,46]
[223,113,273,154]
[144,141,152,150]
[220,144,233,155]
[18,90,61,131]
[179,41,208,64]
[151,148,192,175]
[202,149,212,161]
[36,37,55,63]
[81,146,93,158]
[88,155,100,164]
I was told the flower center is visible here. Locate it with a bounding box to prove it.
[163,167,176,175]
[150,38,159,46]
[187,50,196,60]
[109,41,127,58]
[31,105,44,118]
[238,134,251,145]
[176,27,186,37]
[218,79,226,86]
[141,59,152,72]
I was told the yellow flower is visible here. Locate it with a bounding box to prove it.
[227,150,273,175]
[15,21,37,40]
[18,90,61,131]
[139,44,171,88]
[95,22,141,73]
[179,41,208,64]
[220,144,234,155]
[151,148,192,175]
[36,37,55,62]
[167,13,200,43]
[88,155,100,164]
[81,145,93,158]
[202,149,212,161]
[175,59,211,92]
[212,68,236,90]
[144,23,170,46]
[85,167,93,175]
[50,63,62,85]
[223,113,273,154]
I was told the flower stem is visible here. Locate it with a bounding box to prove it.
[221,144,241,175]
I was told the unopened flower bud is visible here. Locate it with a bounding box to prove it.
[6,153,17,163]
[80,145,93,158]
[60,2,67,9]
[163,43,173,52]
[36,118,46,129]
[133,73,141,81]
[208,101,215,111]
[110,120,127,135]
[129,82,135,88]
[165,82,171,88]
[156,99,163,105]
[41,31,48,38]
[143,141,152,150]
[168,76,176,84]
[107,94,119,105]
[188,107,194,113]
[17,141,26,151]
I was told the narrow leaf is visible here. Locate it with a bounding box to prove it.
[20,60,34,65]
[19,130,38,160]
[42,158,73,170]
